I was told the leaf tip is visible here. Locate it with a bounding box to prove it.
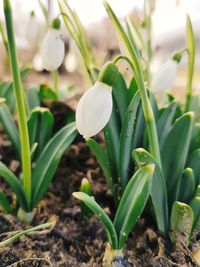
[145,164,155,174]
[72,192,82,199]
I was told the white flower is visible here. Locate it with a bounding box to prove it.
[151,59,178,93]
[40,29,65,71]
[76,82,113,138]
[25,12,39,44]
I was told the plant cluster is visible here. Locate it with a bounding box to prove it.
[0,0,200,266]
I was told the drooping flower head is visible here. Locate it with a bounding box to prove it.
[40,18,65,71]
[151,52,182,93]
[76,62,119,139]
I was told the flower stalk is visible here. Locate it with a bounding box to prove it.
[104,1,161,168]
[3,0,32,207]
[185,15,195,112]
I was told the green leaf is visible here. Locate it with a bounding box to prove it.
[187,149,200,186]
[132,102,145,149]
[190,197,200,236]
[73,192,118,248]
[0,99,20,158]
[133,148,168,235]
[0,222,54,248]
[194,185,200,197]
[31,122,77,209]
[170,201,193,246]
[179,168,195,203]
[128,76,138,101]
[28,107,54,156]
[157,101,177,149]
[27,87,40,110]
[114,164,154,249]
[39,84,58,101]
[185,15,195,112]
[119,91,140,190]
[87,138,114,195]
[0,162,28,210]
[104,98,120,185]
[112,73,129,124]
[0,191,12,213]
[161,112,194,208]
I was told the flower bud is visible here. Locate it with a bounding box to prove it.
[151,58,179,93]
[40,19,65,71]
[76,63,118,139]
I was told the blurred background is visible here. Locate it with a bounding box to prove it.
[0,0,200,100]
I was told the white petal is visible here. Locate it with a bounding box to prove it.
[76,82,113,138]
[40,29,65,71]
[25,16,39,44]
[151,60,178,93]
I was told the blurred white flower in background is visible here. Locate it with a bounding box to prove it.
[151,59,178,93]
[40,29,65,71]
[25,11,40,45]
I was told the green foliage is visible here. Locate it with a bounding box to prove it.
[73,164,154,249]
[0,122,77,217]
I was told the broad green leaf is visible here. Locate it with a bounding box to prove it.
[112,73,129,124]
[190,197,200,236]
[190,96,200,116]
[87,138,114,195]
[128,76,138,101]
[28,107,54,156]
[104,98,120,185]
[0,162,28,210]
[0,191,12,213]
[161,112,194,208]
[114,164,154,249]
[195,185,200,197]
[187,149,200,186]
[0,82,9,97]
[179,168,195,203]
[1,83,15,112]
[132,102,145,149]
[27,87,40,110]
[190,123,200,152]
[39,84,58,101]
[73,192,118,248]
[157,101,177,149]
[0,68,30,112]
[0,99,20,158]
[170,201,193,246]
[133,148,168,235]
[31,122,77,209]
[119,91,140,190]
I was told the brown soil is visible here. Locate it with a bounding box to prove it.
[0,120,200,266]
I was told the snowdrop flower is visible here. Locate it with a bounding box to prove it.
[76,62,119,139]
[40,18,65,71]
[151,54,181,93]
[25,11,39,44]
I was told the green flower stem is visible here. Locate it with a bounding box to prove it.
[112,54,134,71]
[58,0,96,83]
[38,0,49,25]
[52,69,59,98]
[144,0,152,86]
[185,15,195,112]
[104,1,161,168]
[4,0,32,207]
